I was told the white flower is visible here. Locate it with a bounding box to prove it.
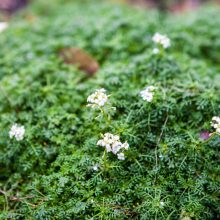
[0,22,8,33]
[97,133,129,160]
[140,86,157,102]
[92,164,99,171]
[160,201,165,207]
[211,116,220,133]
[117,152,125,160]
[152,33,170,49]
[112,141,122,154]
[105,144,112,153]
[87,88,108,108]
[153,48,159,54]
[9,124,25,141]
[97,139,105,146]
[121,141,129,150]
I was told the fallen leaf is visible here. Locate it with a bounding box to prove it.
[59,48,99,76]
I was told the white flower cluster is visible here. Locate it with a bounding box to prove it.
[97,133,129,160]
[9,124,25,141]
[211,116,220,133]
[0,22,8,33]
[140,86,157,102]
[152,33,170,53]
[87,88,108,108]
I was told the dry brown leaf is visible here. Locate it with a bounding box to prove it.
[59,48,99,76]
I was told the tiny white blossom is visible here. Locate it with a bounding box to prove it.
[106,144,112,153]
[97,133,129,160]
[159,154,164,159]
[153,48,159,54]
[9,124,25,141]
[160,201,165,207]
[152,32,170,49]
[87,88,108,108]
[121,141,129,150]
[92,164,99,171]
[117,152,125,160]
[140,86,157,102]
[0,22,8,33]
[211,116,220,133]
[112,141,122,154]
[97,139,104,146]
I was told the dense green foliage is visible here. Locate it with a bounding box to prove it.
[0,0,220,219]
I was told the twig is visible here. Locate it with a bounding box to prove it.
[10,195,35,201]
[154,112,169,184]
[0,189,46,209]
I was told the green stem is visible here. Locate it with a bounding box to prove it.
[100,107,111,128]
[102,149,107,170]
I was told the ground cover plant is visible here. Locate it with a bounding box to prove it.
[0,0,220,219]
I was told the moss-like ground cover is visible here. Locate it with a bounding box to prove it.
[0,0,220,219]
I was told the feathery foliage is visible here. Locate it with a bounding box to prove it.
[0,0,220,219]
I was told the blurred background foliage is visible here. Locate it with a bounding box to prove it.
[0,0,219,15]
